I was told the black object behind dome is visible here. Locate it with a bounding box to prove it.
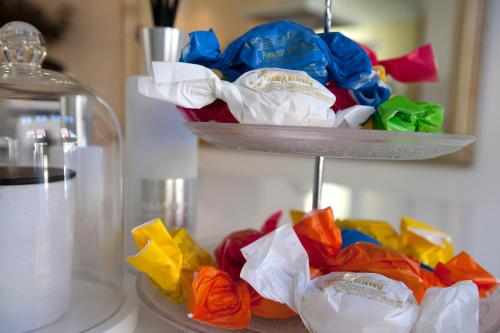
[0,166,76,185]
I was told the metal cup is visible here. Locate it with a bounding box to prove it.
[140,27,186,75]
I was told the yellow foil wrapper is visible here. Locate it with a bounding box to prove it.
[373,65,387,81]
[290,210,306,225]
[153,270,194,304]
[127,219,183,291]
[398,216,454,268]
[171,227,215,270]
[362,119,374,130]
[336,219,401,250]
[127,219,214,303]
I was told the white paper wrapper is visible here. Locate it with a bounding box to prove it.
[413,281,479,333]
[240,224,310,313]
[240,225,419,333]
[334,105,376,128]
[302,272,419,333]
[480,287,500,333]
[138,62,375,128]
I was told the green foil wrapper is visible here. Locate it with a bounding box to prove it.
[374,96,444,132]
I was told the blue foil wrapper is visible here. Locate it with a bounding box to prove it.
[318,32,372,88]
[180,21,372,86]
[341,228,381,249]
[351,71,392,107]
[420,263,434,272]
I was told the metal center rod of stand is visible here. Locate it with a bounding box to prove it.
[312,156,325,209]
[312,0,332,210]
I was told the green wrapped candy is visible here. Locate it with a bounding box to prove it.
[373,96,444,132]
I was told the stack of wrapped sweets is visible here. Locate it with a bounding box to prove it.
[128,208,500,332]
[139,20,443,132]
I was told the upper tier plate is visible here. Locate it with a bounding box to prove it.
[186,123,476,160]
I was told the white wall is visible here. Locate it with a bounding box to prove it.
[196,0,500,275]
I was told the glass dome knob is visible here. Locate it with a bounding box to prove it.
[0,21,47,68]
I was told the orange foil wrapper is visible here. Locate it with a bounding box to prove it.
[189,266,251,329]
[293,207,342,270]
[418,265,446,288]
[322,242,431,303]
[435,251,499,298]
[249,286,297,319]
[215,211,281,280]
[248,266,321,319]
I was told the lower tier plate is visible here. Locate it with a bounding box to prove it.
[136,274,307,333]
[186,123,475,160]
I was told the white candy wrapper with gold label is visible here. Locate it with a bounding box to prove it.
[138,62,375,127]
[240,224,419,333]
[240,224,481,333]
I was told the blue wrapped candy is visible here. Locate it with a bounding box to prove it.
[340,228,381,249]
[318,32,372,88]
[180,21,371,86]
[350,71,392,107]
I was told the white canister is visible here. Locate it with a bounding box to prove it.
[0,166,76,333]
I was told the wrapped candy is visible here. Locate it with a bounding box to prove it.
[189,266,251,329]
[360,43,439,83]
[373,96,444,132]
[336,218,401,250]
[327,81,357,111]
[241,225,420,333]
[435,252,499,298]
[177,99,237,123]
[172,228,215,270]
[289,209,306,225]
[334,105,376,128]
[181,21,371,86]
[189,267,298,327]
[413,281,479,333]
[337,217,454,268]
[140,62,378,128]
[215,211,281,281]
[318,31,373,87]
[249,286,297,319]
[127,219,214,303]
[140,63,336,127]
[349,70,392,107]
[275,209,432,303]
[418,265,446,288]
[340,228,381,248]
[327,70,391,109]
[321,242,431,303]
[398,216,454,268]
[293,207,342,269]
[127,219,182,291]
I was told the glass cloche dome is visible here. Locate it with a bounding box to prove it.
[0,22,124,332]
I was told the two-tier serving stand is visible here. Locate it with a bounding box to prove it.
[136,1,476,331]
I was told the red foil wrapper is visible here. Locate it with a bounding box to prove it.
[360,43,439,83]
[326,82,357,111]
[215,211,282,280]
[177,99,238,123]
